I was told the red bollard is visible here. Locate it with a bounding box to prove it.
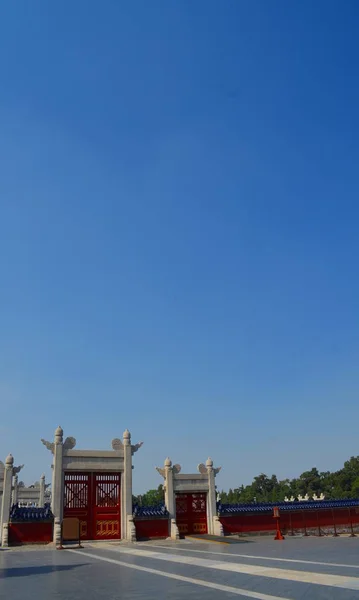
[273,507,284,541]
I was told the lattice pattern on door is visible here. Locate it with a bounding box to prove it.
[64,474,89,509]
[63,472,121,540]
[95,474,120,507]
[192,494,206,513]
[175,492,208,536]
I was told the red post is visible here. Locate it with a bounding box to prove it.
[316,510,322,537]
[348,508,356,538]
[332,508,339,537]
[273,507,284,541]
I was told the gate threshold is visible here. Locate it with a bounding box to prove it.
[185,534,246,544]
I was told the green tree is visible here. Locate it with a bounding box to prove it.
[136,485,164,506]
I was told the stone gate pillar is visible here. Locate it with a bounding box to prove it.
[205,457,223,536]
[123,429,135,541]
[1,455,14,546]
[156,458,180,540]
[0,455,23,546]
[39,474,45,507]
[12,474,18,506]
[52,426,64,545]
[163,458,174,516]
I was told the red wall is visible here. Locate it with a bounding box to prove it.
[135,518,169,539]
[9,522,53,545]
[220,507,359,535]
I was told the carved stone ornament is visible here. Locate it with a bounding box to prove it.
[63,437,76,450]
[131,441,144,455]
[172,464,181,475]
[41,439,55,454]
[198,463,221,476]
[13,464,24,475]
[156,467,166,479]
[112,438,123,451]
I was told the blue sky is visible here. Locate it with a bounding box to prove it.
[1,1,359,494]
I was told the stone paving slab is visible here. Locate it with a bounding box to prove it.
[1,537,359,599]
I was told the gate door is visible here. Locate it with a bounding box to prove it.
[64,472,121,540]
[93,473,121,539]
[175,493,208,536]
[64,473,91,539]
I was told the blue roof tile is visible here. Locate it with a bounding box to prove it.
[133,504,169,518]
[10,503,54,522]
[218,499,359,515]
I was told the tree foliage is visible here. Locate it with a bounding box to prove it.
[133,457,359,507]
[133,484,164,506]
[218,456,359,504]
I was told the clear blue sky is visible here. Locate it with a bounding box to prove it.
[1,1,358,494]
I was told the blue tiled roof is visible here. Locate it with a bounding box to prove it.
[133,504,169,518]
[10,503,54,522]
[218,499,359,515]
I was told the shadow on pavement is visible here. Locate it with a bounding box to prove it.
[0,563,87,579]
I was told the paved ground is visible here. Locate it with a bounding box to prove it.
[1,536,359,599]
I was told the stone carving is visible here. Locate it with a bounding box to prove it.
[156,467,166,479]
[131,441,144,454]
[112,438,123,451]
[63,437,76,450]
[172,464,181,474]
[13,464,24,475]
[198,462,221,476]
[41,439,55,454]
[312,493,325,500]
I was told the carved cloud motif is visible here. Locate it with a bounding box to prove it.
[63,437,76,450]
[131,441,144,454]
[41,439,55,454]
[112,438,123,451]
[197,463,207,475]
[172,464,181,475]
[13,464,24,475]
[156,467,166,479]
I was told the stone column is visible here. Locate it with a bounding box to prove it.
[123,429,135,541]
[39,474,45,507]
[163,458,175,517]
[52,426,64,545]
[50,464,55,511]
[1,455,14,547]
[206,458,215,535]
[12,474,18,506]
[163,458,179,540]
[206,457,223,536]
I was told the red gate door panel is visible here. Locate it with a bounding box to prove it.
[93,473,121,539]
[64,473,91,539]
[175,493,207,536]
[64,472,121,540]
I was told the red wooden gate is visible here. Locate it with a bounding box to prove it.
[64,473,90,539]
[64,472,121,540]
[175,493,208,536]
[94,473,121,539]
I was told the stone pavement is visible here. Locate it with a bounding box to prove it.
[1,536,359,599]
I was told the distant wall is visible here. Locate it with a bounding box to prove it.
[8,522,53,545]
[134,517,169,539]
[219,506,359,535]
